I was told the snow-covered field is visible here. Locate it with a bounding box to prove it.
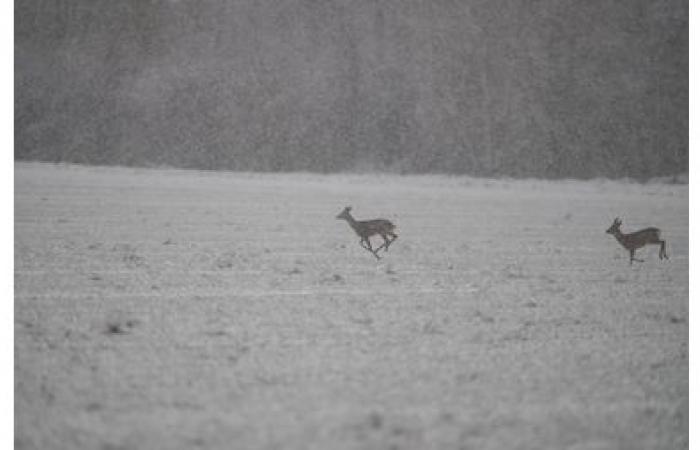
[15,162,688,450]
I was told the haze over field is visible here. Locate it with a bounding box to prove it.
[15,163,688,449]
[15,1,687,178]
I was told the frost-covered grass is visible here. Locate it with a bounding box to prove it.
[15,162,687,450]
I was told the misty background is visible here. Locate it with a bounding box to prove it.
[15,0,687,179]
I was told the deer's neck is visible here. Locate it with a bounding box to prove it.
[612,230,628,247]
[343,214,361,232]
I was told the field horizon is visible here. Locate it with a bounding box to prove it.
[12,159,691,185]
[15,162,688,449]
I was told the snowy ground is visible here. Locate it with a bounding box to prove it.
[15,162,688,450]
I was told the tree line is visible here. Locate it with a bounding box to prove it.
[15,0,688,179]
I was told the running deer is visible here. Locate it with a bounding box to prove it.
[606,217,669,264]
[336,206,398,260]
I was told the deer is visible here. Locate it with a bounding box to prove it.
[336,206,398,260]
[605,217,669,264]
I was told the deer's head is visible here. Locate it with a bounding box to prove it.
[336,206,352,220]
[606,218,622,234]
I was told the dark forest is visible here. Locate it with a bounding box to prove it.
[15,0,688,179]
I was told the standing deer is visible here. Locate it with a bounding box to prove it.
[336,206,398,260]
[606,217,669,264]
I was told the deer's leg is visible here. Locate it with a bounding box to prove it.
[387,232,397,250]
[379,232,398,252]
[629,248,644,264]
[359,238,371,251]
[378,233,391,252]
[659,240,669,259]
[360,238,381,260]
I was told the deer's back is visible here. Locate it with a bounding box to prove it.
[624,227,661,247]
